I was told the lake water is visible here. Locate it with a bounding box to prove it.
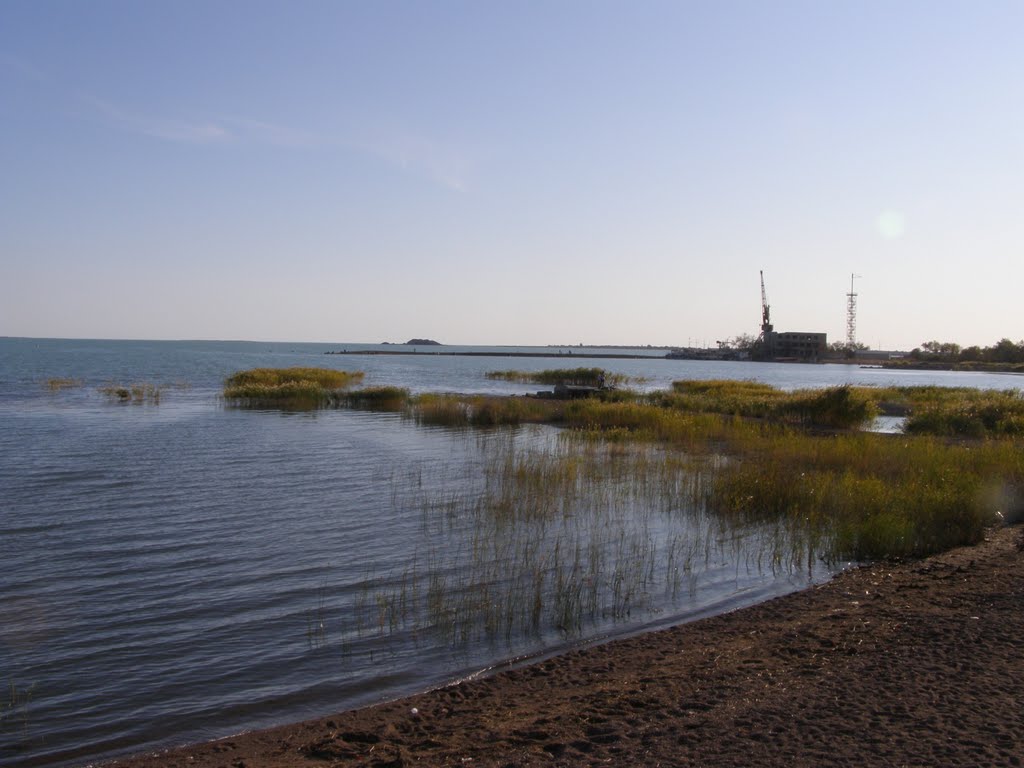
[2,338,1020,766]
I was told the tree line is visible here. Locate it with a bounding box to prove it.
[911,338,1024,364]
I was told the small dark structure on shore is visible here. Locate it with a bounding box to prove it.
[534,383,606,400]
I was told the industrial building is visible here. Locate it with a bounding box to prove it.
[755,271,828,362]
[761,331,828,362]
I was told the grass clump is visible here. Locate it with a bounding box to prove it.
[411,394,564,427]
[708,433,1012,560]
[386,380,1021,562]
[223,367,364,408]
[663,380,877,429]
[345,386,410,412]
[99,383,164,404]
[552,385,1017,561]
[486,367,629,387]
[44,377,83,391]
[901,389,1024,437]
[778,385,878,430]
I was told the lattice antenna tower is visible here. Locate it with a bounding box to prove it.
[846,273,861,347]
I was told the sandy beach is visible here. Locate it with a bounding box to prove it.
[105,524,1023,768]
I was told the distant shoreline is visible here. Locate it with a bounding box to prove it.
[879,361,1024,374]
[325,349,664,360]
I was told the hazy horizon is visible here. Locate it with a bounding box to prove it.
[3,1,1023,350]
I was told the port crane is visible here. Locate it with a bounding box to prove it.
[760,270,773,336]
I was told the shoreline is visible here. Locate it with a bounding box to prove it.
[104,524,1024,768]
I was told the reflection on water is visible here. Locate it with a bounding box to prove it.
[868,415,908,434]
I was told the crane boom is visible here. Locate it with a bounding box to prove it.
[760,270,772,333]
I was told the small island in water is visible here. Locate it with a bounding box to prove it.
[404,338,442,346]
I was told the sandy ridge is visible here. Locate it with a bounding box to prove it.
[105,525,1024,768]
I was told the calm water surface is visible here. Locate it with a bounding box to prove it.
[1,339,1019,766]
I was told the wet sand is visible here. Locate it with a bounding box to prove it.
[105,525,1023,768]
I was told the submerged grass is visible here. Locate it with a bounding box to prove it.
[99,382,164,404]
[1,680,36,736]
[406,381,1022,563]
[309,381,1024,656]
[411,394,565,427]
[345,386,411,412]
[486,367,634,387]
[340,436,748,649]
[44,377,83,391]
[223,367,365,408]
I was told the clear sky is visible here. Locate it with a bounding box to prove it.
[2,1,1022,349]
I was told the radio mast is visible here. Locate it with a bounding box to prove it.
[760,270,772,336]
[846,274,861,348]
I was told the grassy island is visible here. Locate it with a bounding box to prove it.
[223,367,365,407]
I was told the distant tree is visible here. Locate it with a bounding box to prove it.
[718,333,757,349]
[984,338,1024,364]
[913,339,1023,365]
[918,341,960,360]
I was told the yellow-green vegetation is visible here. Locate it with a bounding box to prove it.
[572,383,1024,556]
[663,378,785,416]
[44,377,83,391]
[223,367,364,408]
[99,382,164,404]
[411,393,565,427]
[707,431,1019,560]
[871,386,1024,437]
[660,380,877,429]
[309,381,1024,647]
[485,367,634,387]
[228,372,1020,563]
[345,386,411,412]
[405,381,1022,563]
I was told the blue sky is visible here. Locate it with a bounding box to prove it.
[2,1,1022,349]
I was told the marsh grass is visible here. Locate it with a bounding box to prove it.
[288,380,1024,655]
[98,382,164,404]
[778,385,878,429]
[664,380,877,429]
[345,386,411,412]
[832,385,1024,437]
[223,367,365,408]
[901,390,1024,437]
[426,382,1018,562]
[486,367,633,387]
[44,377,83,391]
[665,379,785,417]
[410,394,565,427]
[329,433,827,653]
